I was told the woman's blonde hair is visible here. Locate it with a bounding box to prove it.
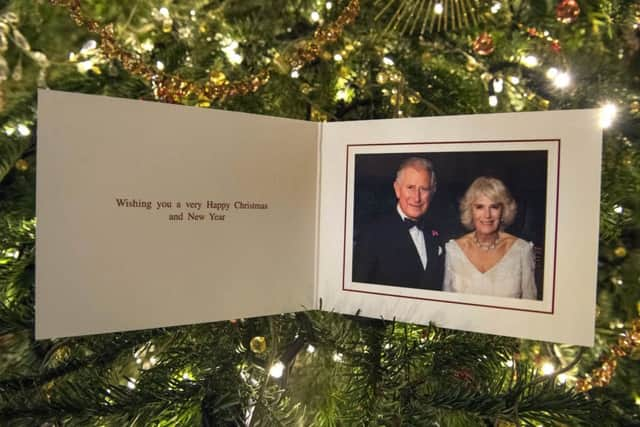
[459,176,517,230]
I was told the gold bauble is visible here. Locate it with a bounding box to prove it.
[538,99,550,110]
[408,91,421,104]
[249,336,267,354]
[15,159,28,171]
[209,71,227,85]
[389,71,402,83]
[389,93,404,106]
[310,107,328,122]
[162,18,173,33]
[614,246,628,258]
[465,56,478,72]
[376,71,388,85]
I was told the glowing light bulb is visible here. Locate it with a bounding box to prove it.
[557,373,567,384]
[614,205,623,214]
[490,2,501,13]
[77,60,94,73]
[488,95,498,107]
[17,124,30,136]
[190,9,196,16]
[382,56,394,66]
[492,78,504,93]
[434,3,444,14]
[332,352,344,362]
[505,359,514,368]
[290,69,300,78]
[127,379,137,390]
[80,40,97,54]
[599,103,617,128]
[159,7,170,17]
[156,60,165,71]
[141,39,154,52]
[335,90,347,101]
[310,11,320,22]
[509,76,520,85]
[546,67,559,79]
[541,362,555,375]
[553,72,571,88]
[306,344,316,353]
[269,361,285,378]
[326,2,333,9]
[521,55,539,67]
[333,53,343,62]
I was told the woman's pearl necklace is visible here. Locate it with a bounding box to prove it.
[473,232,500,251]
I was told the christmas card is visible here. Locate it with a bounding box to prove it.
[36,90,601,345]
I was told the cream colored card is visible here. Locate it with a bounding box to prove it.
[37,91,600,345]
[36,90,319,338]
[318,110,600,346]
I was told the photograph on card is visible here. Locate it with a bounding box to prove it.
[343,140,558,314]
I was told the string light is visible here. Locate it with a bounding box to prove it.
[76,59,94,73]
[126,379,137,390]
[614,205,624,214]
[541,362,555,375]
[434,2,444,15]
[552,71,571,88]
[290,69,300,78]
[155,60,165,71]
[546,67,559,79]
[159,7,170,18]
[306,344,316,353]
[491,2,502,13]
[332,352,344,362]
[221,39,243,64]
[326,2,333,9]
[488,95,498,107]
[509,76,520,85]
[599,103,617,128]
[310,11,321,22]
[80,39,97,54]
[382,56,394,66]
[521,54,539,67]
[269,361,285,378]
[17,124,31,136]
[492,78,504,93]
[141,39,154,52]
[333,53,343,62]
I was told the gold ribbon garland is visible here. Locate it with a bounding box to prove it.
[50,0,360,103]
[575,318,640,392]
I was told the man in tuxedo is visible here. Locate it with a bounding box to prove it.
[352,157,444,290]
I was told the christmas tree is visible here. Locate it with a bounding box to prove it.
[1,0,640,425]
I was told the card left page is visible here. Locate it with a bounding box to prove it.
[36,90,320,338]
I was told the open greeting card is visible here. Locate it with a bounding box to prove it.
[36,90,601,345]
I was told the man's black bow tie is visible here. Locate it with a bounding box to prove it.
[403,218,423,230]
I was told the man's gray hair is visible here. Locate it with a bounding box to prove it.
[395,157,437,193]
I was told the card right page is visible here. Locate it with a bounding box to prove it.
[317,110,601,346]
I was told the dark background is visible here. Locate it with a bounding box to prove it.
[352,150,549,298]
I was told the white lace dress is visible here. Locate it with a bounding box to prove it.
[443,239,537,299]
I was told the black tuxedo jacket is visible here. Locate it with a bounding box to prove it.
[352,213,444,290]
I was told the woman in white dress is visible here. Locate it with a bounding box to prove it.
[443,177,537,299]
